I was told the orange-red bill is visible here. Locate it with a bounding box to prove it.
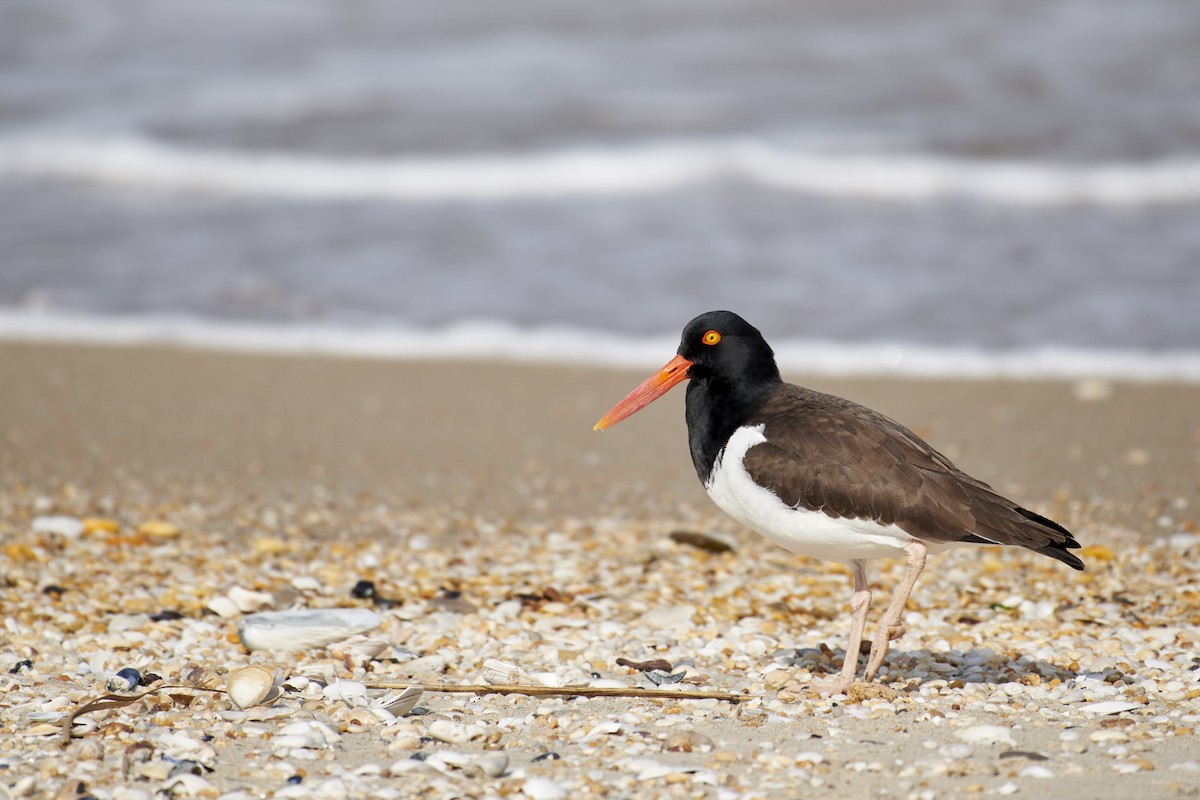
[593,354,693,431]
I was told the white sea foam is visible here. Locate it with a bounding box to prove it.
[2,310,1198,384]
[1,136,1197,207]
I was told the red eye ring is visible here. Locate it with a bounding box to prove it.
[702,330,721,346]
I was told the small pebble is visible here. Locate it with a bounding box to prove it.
[107,668,143,692]
[350,580,377,600]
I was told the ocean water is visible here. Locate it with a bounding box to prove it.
[1,0,1198,378]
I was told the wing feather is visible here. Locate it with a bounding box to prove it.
[740,385,1082,568]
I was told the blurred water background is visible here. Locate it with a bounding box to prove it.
[1,0,1198,375]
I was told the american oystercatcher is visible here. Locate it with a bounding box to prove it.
[594,310,1083,693]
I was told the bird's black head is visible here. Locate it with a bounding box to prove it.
[677,311,782,481]
[677,310,781,391]
[592,309,781,482]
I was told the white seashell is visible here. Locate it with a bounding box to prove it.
[427,719,484,744]
[558,666,593,687]
[227,666,278,709]
[387,760,425,776]
[270,733,318,751]
[370,707,398,724]
[330,635,388,662]
[531,671,563,688]
[206,596,241,619]
[276,720,337,749]
[957,724,1017,746]
[237,608,382,652]
[155,732,211,760]
[291,576,322,592]
[31,515,85,538]
[281,675,310,692]
[42,695,71,712]
[322,679,368,704]
[636,762,681,781]
[1080,700,1143,716]
[427,750,471,770]
[589,679,628,689]
[228,586,275,613]
[463,751,509,778]
[378,685,423,717]
[162,773,214,797]
[251,706,293,722]
[523,777,567,800]
[481,658,537,686]
[583,721,622,739]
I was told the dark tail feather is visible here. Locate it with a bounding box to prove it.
[1017,506,1085,571]
[1035,542,1085,570]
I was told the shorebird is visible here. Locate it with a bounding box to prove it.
[594,310,1083,693]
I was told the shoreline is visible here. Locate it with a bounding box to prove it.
[2,312,1200,385]
[1,340,1195,533]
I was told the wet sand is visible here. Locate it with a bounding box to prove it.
[2,341,1196,531]
[1,342,1198,799]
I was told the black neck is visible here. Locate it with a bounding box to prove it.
[685,370,779,484]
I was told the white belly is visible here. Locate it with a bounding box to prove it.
[704,424,918,562]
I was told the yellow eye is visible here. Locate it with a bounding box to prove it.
[702,330,721,346]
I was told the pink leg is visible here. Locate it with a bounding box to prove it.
[812,559,871,695]
[864,541,927,682]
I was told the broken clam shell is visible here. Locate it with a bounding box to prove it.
[481,658,538,686]
[379,685,424,717]
[237,608,382,652]
[329,635,388,663]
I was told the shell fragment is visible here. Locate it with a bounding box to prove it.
[237,608,382,652]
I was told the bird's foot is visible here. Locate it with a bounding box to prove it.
[885,623,907,642]
[800,678,901,702]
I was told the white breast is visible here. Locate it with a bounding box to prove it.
[704,424,919,562]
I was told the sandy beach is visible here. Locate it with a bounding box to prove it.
[1,342,1198,798]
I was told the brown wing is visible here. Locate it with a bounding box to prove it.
[740,384,1082,568]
